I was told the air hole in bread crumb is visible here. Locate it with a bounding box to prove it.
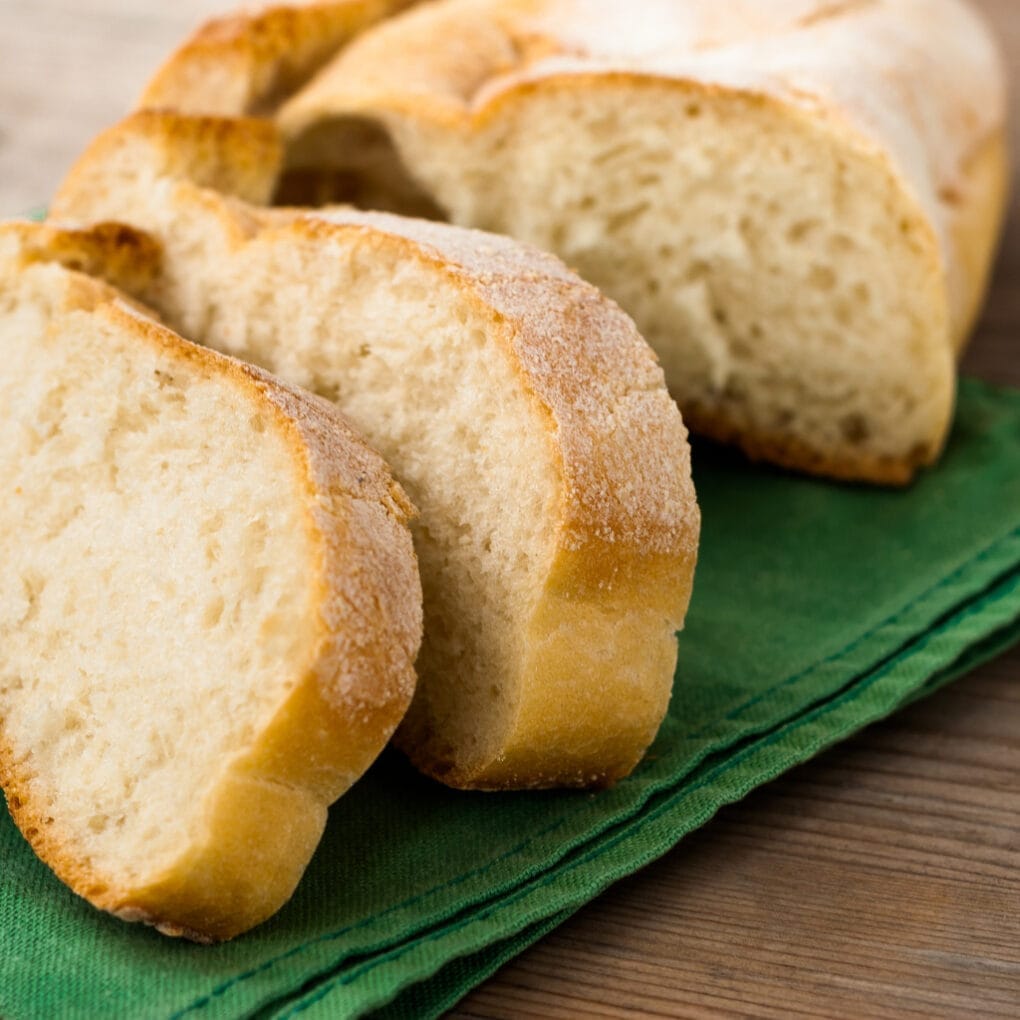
[830,233,856,254]
[841,413,870,444]
[202,597,225,629]
[787,219,819,243]
[320,381,343,404]
[808,265,837,291]
[730,337,752,358]
[204,538,221,566]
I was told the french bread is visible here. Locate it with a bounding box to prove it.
[137,0,1010,484]
[51,111,700,791]
[0,221,422,941]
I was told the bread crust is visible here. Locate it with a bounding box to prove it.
[292,211,700,787]
[317,70,963,487]
[275,2,1007,481]
[134,0,1009,485]
[0,220,163,296]
[53,111,700,790]
[139,0,420,117]
[0,225,423,940]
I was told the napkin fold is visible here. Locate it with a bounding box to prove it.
[3,378,1019,1020]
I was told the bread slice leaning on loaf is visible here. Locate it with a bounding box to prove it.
[52,111,700,791]
[137,0,1010,484]
[0,222,422,942]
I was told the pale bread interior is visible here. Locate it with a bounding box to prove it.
[0,262,318,888]
[68,180,561,779]
[282,84,954,480]
[220,221,559,773]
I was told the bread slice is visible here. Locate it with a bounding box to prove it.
[0,222,422,942]
[52,111,700,791]
[136,0,1009,484]
[139,0,420,118]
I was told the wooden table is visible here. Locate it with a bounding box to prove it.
[1,2,1016,1016]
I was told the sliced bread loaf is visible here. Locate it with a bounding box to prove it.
[52,111,700,791]
[0,221,422,941]
[135,0,1009,484]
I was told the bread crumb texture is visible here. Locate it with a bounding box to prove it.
[52,116,699,790]
[0,227,422,939]
[133,0,1006,484]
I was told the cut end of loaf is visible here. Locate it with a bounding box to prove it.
[0,278,316,913]
[0,227,422,939]
[253,0,1009,485]
[275,78,958,484]
[125,0,1008,484]
[50,108,699,790]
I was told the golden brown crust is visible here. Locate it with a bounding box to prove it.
[53,111,699,791]
[106,1,1010,485]
[139,0,421,117]
[54,110,285,209]
[681,403,934,489]
[286,210,700,788]
[0,225,423,940]
[264,0,1006,484]
[0,220,163,296]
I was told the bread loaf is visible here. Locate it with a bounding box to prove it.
[52,110,700,791]
[0,221,422,941]
[138,0,1010,484]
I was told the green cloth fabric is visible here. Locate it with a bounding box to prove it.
[3,377,1019,1020]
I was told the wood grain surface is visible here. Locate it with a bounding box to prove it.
[0,2,1016,1017]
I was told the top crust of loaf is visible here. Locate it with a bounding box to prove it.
[134,0,1009,485]
[276,0,1007,342]
[139,0,420,117]
[0,223,423,940]
[142,0,1008,173]
[138,0,1007,299]
[53,110,700,789]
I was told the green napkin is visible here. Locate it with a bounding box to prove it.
[3,377,1019,1020]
